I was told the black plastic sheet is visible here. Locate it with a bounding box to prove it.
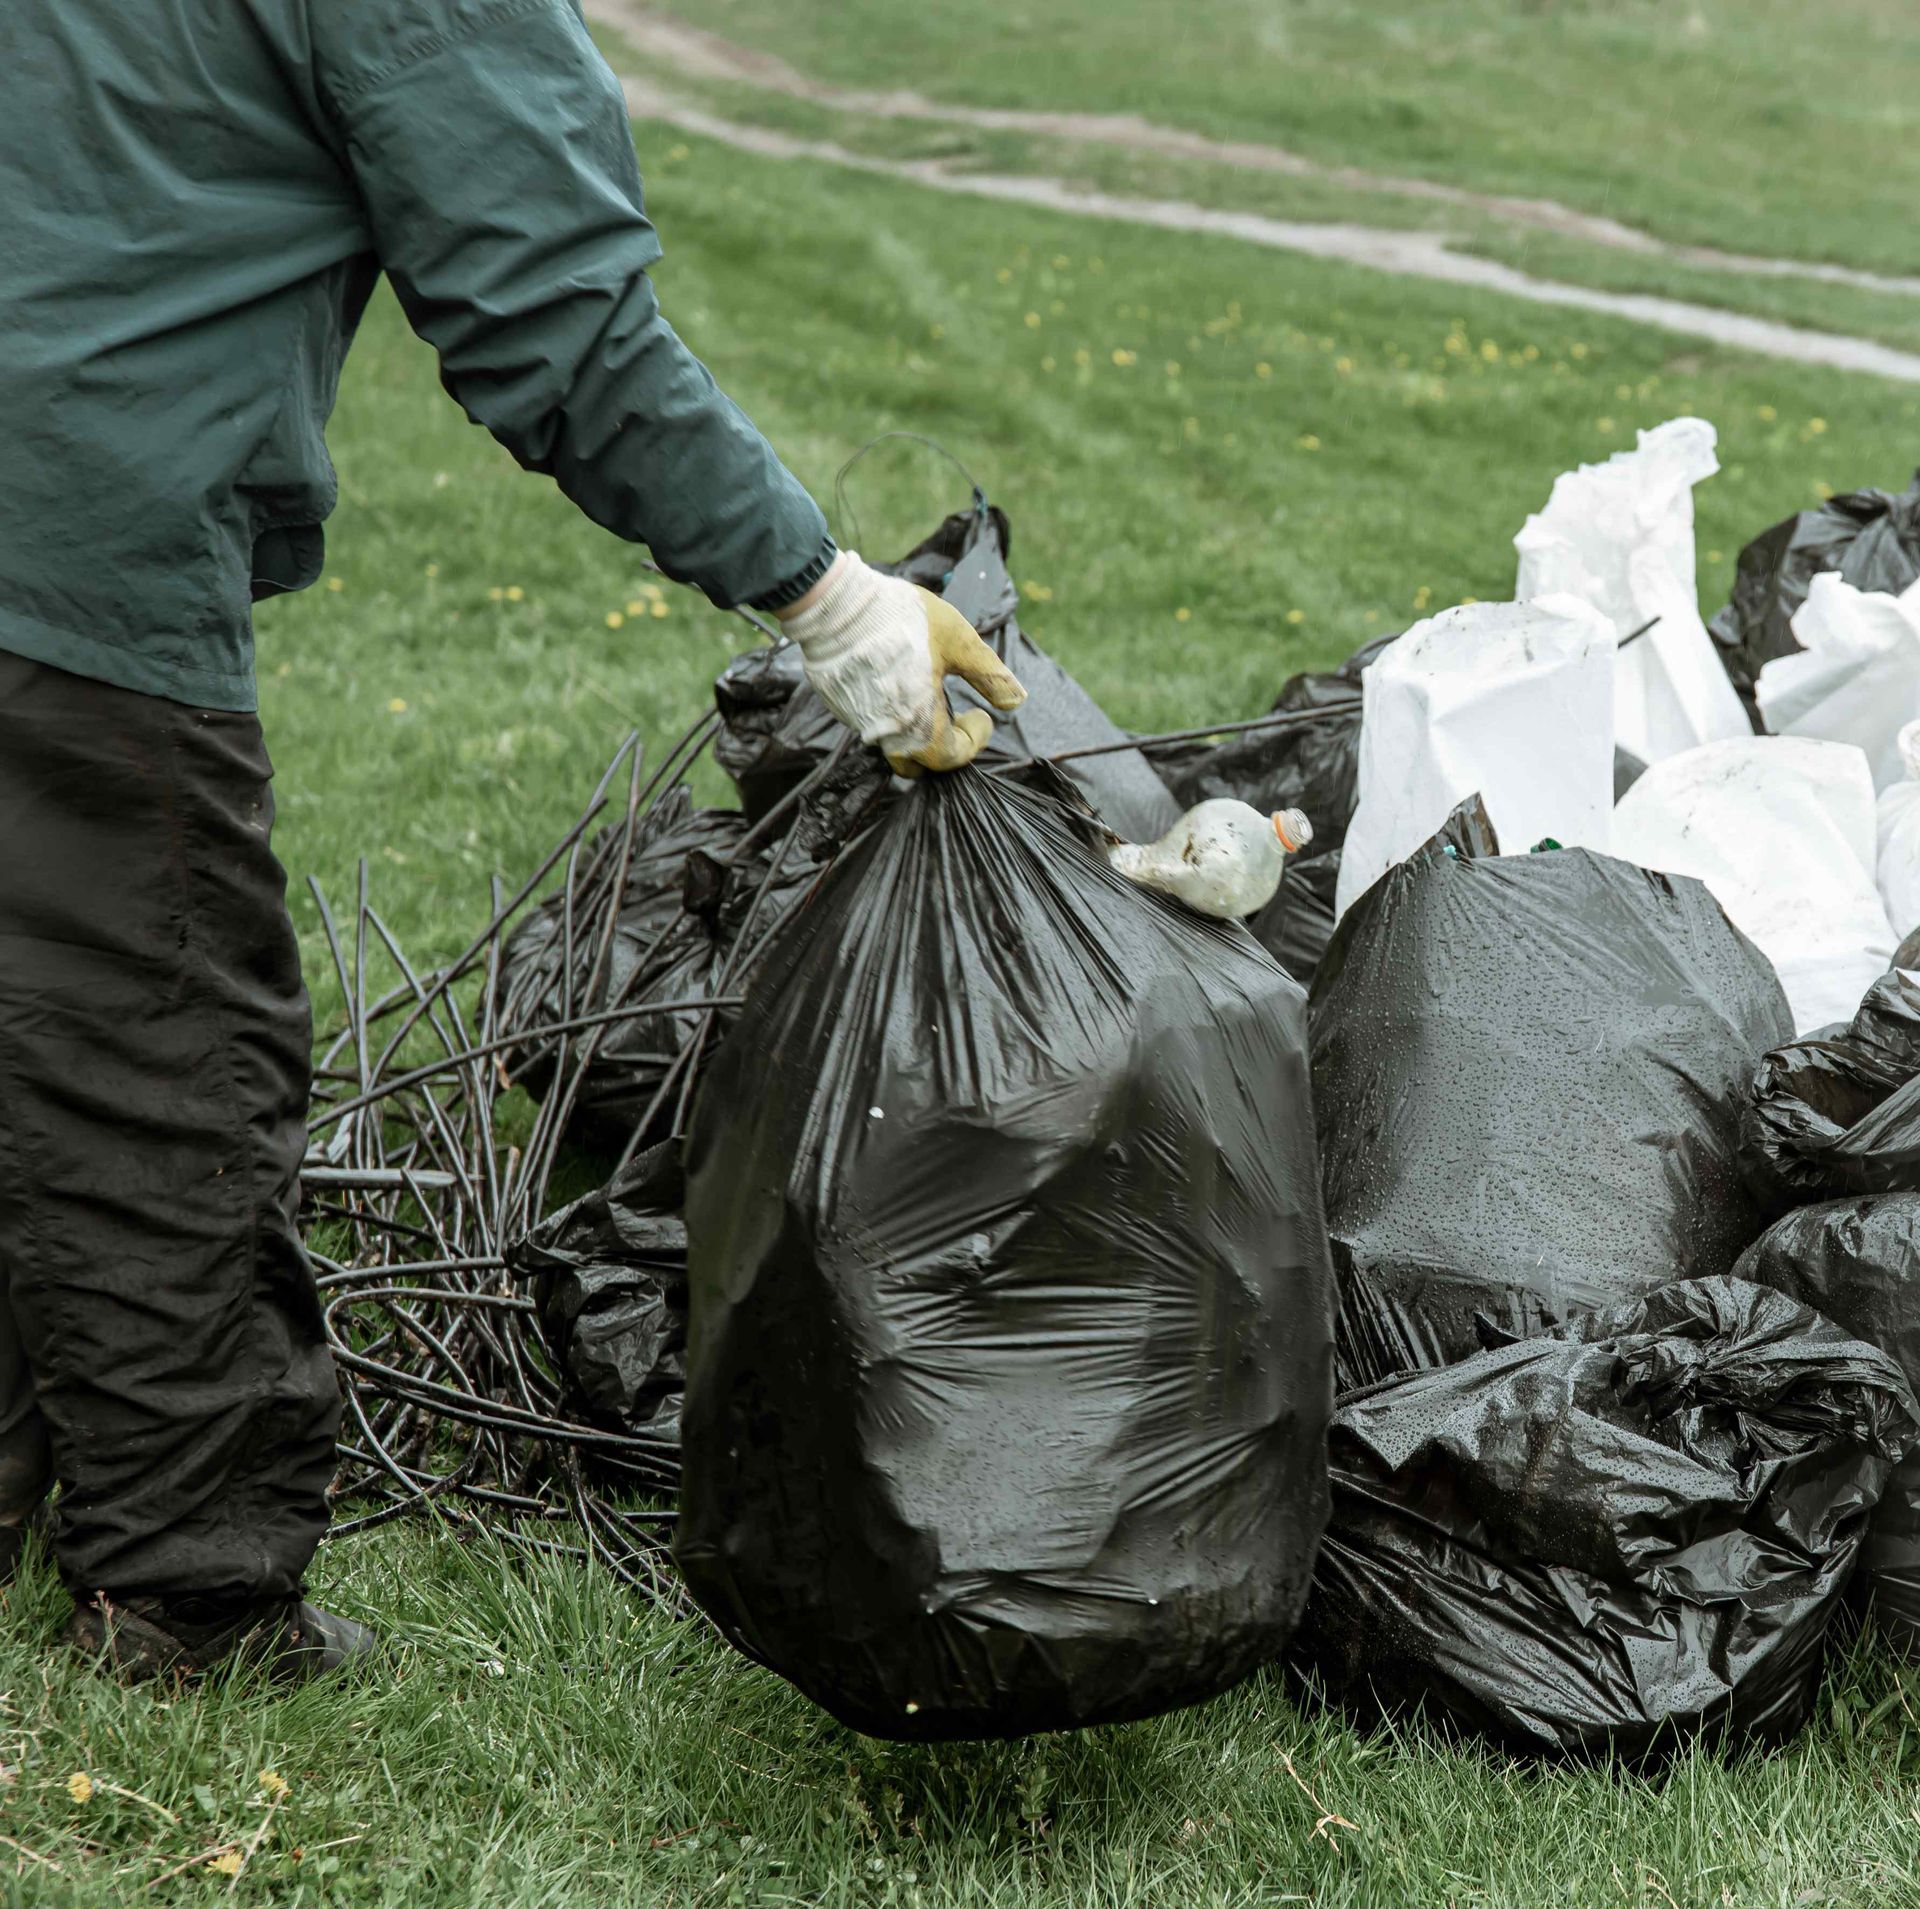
[714,502,1178,845]
[494,791,811,1153]
[510,1141,688,1468]
[1744,968,1920,1200]
[1298,1277,1915,1761]
[1311,800,1792,1391]
[1149,635,1389,984]
[1737,1195,1920,1659]
[1710,472,1920,718]
[677,765,1334,1739]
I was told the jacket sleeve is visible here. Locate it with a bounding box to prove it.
[315,0,831,608]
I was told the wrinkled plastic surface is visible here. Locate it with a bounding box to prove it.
[1312,801,1791,1391]
[1336,597,1616,920]
[678,766,1334,1739]
[1710,472,1920,715]
[1515,417,1751,763]
[1757,573,1920,791]
[1297,1277,1914,1761]
[1611,736,1895,1035]
[1736,1196,1920,1659]
[715,503,1177,844]
[1878,722,1920,938]
[1150,636,1388,984]
[495,791,809,1152]
[1744,968,1920,1200]
[510,1141,687,1464]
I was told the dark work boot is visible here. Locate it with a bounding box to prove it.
[65,1591,378,1686]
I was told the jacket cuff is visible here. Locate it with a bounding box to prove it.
[747,537,840,613]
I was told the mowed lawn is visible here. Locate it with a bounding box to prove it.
[7,116,1920,1909]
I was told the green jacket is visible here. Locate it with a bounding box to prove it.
[0,0,832,710]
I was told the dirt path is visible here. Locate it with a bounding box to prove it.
[593,0,1920,304]
[611,69,1920,387]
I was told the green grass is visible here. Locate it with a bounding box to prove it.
[15,107,1920,1909]
[635,0,1920,276]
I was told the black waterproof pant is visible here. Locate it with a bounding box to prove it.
[0,653,338,1602]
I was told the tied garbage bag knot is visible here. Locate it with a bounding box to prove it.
[676,763,1334,1740]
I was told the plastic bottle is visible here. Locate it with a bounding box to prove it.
[1108,800,1313,920]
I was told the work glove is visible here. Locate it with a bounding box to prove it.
[777,552,1027,776]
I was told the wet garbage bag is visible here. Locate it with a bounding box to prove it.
[677,764,1335,1739]
[1296,1277,1915,1761]
[1147,635,1389,984]
[1710,471,1920,717]
[1743,968,1920,1200]
[1736,1196,1920,1658]
[509,1141,688,1469]
[495,790,811,1153]
[714,501,1178,845]
[1312,799,1792,1391]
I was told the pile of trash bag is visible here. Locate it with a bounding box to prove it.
[493,790,812,1153]
[1743,967,1920,1199]
[1146,635,1385,983]
[1710,470,1920,719]
[715,500,1178,846]
[1297,1277,1915,1760]
[676,764,1334,1739]
[509,1140,688,1467]
[1737,1198,1920,1658]
[1312,800,1792,1391]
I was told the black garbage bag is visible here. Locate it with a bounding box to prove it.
[1311,799,1792,1391]
[677,765,1334,1740]
[1147,635,1390,985]
[1744,968,1920,1200]
[714,500,1178,845]
[495,790,813,1153]
[509,1141,688,1472]
[1709,472,1920,718]
[1736,1195,1920,1659]
[1297,1277,1916,1761]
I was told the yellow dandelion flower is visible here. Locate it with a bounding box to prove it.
[276,660,292,678]
[1040,355,1056,372]
[259,1770,291,1801]
[1461,595,1480,605]
[605,611,625,629]
[626,599,645,617]
[643,582,664,601]
[326,576,344,594]
[387,697,408,714]
[1814,480,1835,499]
[1479,340,1499,363]
[1255,362,1272,379]
[1522,344,1540,362]
[995,267,1012,283]
[488,586,505,602]
[650,600,669,619]
[1164,360,1182,378]
[1414,585,1432,610]
[1706,549,1723,564]
[1570,343,1589,359]
[1616,385,1633,401]
[1174,607,1191,623]
[1051,254,1070,270]
[1297,434,1321,452]
[424,562,440,578]
[668,144,690,161]
[1049,300,1066,316]
[209,1851,244,1877]
[1073,347,1091,367]
[929,322,944,340]
[67,1772,93,1804]
[505,585,524,603]
[1111,348,1137,367]
[1808,417,1828,434]
[1024,312,1041,329]
[1335,356,1354,375]
[1183,416,1200,440]
[1597,418,1616,434]
[1758,404,1778,421]
[1285,609,1306,625]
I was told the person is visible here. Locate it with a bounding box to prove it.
[0,0,1025,1683]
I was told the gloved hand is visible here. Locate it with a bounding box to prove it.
[777,552,1027,776]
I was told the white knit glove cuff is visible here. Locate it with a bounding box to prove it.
[782,552,937,752]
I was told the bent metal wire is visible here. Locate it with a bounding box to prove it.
[302,568,1359,1598]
